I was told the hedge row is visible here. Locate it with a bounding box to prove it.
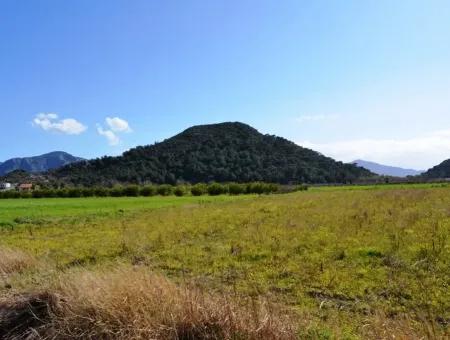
[0,182,295,199]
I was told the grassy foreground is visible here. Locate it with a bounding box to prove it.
[0,188,449,339]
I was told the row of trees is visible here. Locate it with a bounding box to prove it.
[0,182,301,199]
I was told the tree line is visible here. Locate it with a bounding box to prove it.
[0,182,308,199]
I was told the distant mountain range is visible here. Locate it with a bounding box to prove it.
[4,125,448,185]
[352,160,423,177]
[52,122,374,186]
[0,151,83,176]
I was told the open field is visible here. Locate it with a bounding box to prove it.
[0,187,449,339]
[0,195,249,221]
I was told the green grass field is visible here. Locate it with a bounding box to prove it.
[0,195,249,221]
[0,187,449,338]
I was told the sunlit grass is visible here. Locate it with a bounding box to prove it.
[0,187,448,338]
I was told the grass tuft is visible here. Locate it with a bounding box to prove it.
[0,248,37,276]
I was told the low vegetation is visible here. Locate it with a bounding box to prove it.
[0,182,282,199]
[0,186,448,338]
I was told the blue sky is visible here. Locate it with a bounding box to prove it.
[1,0,450,169]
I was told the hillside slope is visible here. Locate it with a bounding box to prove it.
[421,159,450,179]
[53,122,373,185]
[0,151,83,176]
[353,159,423,177]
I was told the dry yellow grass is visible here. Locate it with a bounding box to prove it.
[1,265,297,340]
[0,247,37,276]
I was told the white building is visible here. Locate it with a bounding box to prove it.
[0,182,12,190]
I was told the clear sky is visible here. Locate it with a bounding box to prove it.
[1,0,450,170]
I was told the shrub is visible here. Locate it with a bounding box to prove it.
[295,184,309,191]
[20,192,32,199]
[123,185,139,197]
[191,183,207,196]
[228,183,245,195]
[140,186,156,197]
[67,188,82,198]
[3,191,21,199]
[32,190,44,198]
[246,182,264,194]
[263,183,279,194]
[110,187,124,197]
[56,189,68,198]
[207,183,227,196]
[245,182,278,195]
[173,186,185,197]
[82,188,94,197]
[93,187,108,197]
[157,185,173,196]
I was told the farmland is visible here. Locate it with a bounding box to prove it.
[0,186,449,339]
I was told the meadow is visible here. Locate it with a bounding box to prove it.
[0,186,449,339]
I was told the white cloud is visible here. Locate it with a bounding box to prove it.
[97,126,120,146]
[97,116,132,146]
[295,114,339,123]
[298,129,450,170]
[33,113,87,135]
[106,117,132,132]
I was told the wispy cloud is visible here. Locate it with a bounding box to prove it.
[295,114,339,123]
[97,116,132,146]
[298,129,450,170]
[33,113,87,135]
[97,126,120,146]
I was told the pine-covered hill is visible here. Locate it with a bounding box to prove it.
[52,122,373,186]
[421,159,450,179]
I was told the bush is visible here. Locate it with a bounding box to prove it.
[56,189,68,198]
[295,184,309,191]
[191,183,207,196]
[245,182,278,195]
[32,190,45,198]
[228,183,245,195]
[123,185,139,197]
[82,188,94,197]
[207,183,227,196]
[20,191,32,199]
[3,191,21,199]
[67,188,82,198]
[140,186,156,197]
[93,187,108,197]
[173,186,185,197]
[263,183,279,194]
[110,187,124,197]
[157,185,173,196]
[246,182,263,194]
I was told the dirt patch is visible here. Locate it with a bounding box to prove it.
[0,292,59,339]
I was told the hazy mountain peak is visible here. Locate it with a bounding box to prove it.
[0,151,84,176]
[353,159,423,177]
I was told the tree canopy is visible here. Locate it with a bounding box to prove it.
[52,122,373,186]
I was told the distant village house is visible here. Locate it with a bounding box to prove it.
[18,183,33,191]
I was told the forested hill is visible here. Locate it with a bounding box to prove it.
[421,159,450,179]
[52,122,373,186]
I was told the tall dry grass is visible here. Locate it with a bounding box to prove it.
[0,247,37,276]
[1,265,297,340]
